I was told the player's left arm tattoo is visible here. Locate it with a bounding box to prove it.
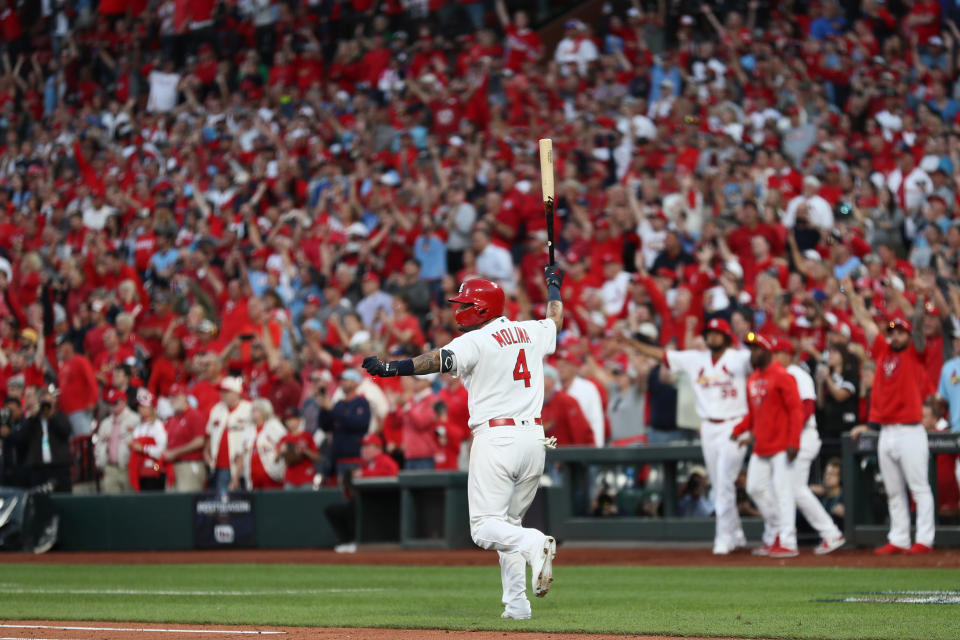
[412,350,442,374]
[547,300,564,332]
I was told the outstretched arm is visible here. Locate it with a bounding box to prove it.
[545,265,564,333]
[364,349,449,377]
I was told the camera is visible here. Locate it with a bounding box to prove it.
[0,408,11,425]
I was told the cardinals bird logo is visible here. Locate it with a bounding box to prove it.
[882,356,900,378]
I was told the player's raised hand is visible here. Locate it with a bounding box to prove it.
[545,264,564,289]
[363,356,400,377]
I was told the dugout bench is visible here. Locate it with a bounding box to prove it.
[353,471,472,549]
[842,431,960,547]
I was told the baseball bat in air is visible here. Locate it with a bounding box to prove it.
[539,138,555,266]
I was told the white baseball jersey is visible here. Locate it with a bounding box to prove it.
[787,363,817,431]
[444,316,557,428]
[665,348,750,421]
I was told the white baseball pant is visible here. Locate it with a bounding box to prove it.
[878,425,935,548]
[468,423,549,614]
[792,428,843,543]
[746,450,797,549]
[700,418,748,552]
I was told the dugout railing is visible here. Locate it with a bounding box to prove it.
[842,431,960,547]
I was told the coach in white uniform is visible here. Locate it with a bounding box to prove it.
[772,338,845,555]
[627,318,750,555]
[364,270,564,619]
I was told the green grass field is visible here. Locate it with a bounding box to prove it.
[0,563,957,639]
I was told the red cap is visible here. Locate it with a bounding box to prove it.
[557,350,583,365]
[106,388,125,404]
[306,294,321,305]
[773,337,795,356]
[886,316,913,333]
[252,247,271,260]
[745,331,774,351]
[925,301,940,316]
[167,383,188,396]
[361,433,383,447]
[655,267,676,280]
[362,272,381,284]
[702,317,735,343]
[596,218,611,230]
[601,251,620,264]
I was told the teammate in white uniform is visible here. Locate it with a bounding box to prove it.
[364,270,564,619]
[772,338,845,555]
[627,318,750,554]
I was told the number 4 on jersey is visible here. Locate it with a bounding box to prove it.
[513,349,531,387]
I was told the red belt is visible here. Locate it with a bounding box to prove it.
[489,418,543,427]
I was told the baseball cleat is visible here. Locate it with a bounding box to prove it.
[333,542,357,554]
[813,536,845,555]
[767,544,799,558]
[874,543,909,556]
[501,607,532,620]
[712,544,731,555]
[906,543,933,555]
[532,536,556,598]
[751,544,774,557]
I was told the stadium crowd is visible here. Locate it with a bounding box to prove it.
[0,0,958,539]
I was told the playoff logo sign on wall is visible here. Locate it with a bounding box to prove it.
[193,492,256,549]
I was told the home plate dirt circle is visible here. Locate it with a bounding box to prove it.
[0,623,766,640]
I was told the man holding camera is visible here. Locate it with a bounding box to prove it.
[18,387,73,492]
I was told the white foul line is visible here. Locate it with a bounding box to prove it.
[0,587,380,596]
[0,625,285,635]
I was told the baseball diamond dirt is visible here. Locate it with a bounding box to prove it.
[3,546,959,568]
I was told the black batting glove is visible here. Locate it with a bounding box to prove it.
[545,264,564,289]
[362,356,391,377]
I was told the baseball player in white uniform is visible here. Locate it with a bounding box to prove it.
[364,269,564,620]
[772,338,845,555]
[627,318,750,554]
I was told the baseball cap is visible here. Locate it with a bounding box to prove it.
[723,260,744,279]
[283,406,301,419]
[218,376,244,393]
[105,388,125,404]
[340,369,363,384]
[744,331,774,351]
[887,316,913,333]
[361,433,383,447]
[167,383,188,396]
[137,388,156,408]
[772,337,795,356]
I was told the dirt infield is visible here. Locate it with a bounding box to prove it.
[2,546,959,569]
[0,622,763,640]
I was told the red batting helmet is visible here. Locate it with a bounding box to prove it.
[449,279,505,327]
[702,317,735,343]
[745,331,774,351]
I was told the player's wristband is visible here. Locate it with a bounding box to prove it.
[547,283,562,302]
[387,358,415,376]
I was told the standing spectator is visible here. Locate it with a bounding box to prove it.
[356,273,393,330]
[0,396,24,487]
[773,339,845,555]
[555,353,604,447]
[585,354,650,445]
[277,407,319,489]
[56,339,98,436]
[206,376,255,492]
[815,342,860,464]
[324,433,400,554]
[128,390,168,492]
[472,228,515,295]
[266,360,302,419]
[92,388,138,493]
[731,332,803,558]
[244,398,286,490]
[399,374,439,470]
[440,184,476,274]
[495,0,541,73]
[935,328,960,515]
[541,365,594,446]
[845,282,935,555]
[162,384,207,493]
[319,369,371,477]
[16,387,72,492]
